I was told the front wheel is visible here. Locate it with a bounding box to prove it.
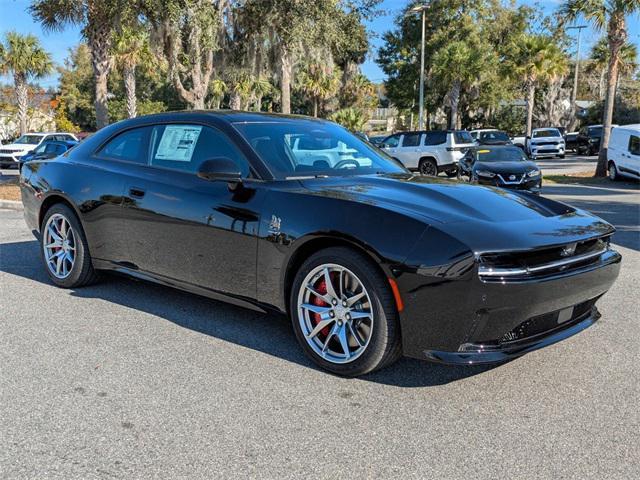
[40,204,99,288]
[608,162,618,181]
[290,247,402,376]
[419,158,438,176]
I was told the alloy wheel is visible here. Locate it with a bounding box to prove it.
[420,160,437,176]
[297,264,374,364]
[43,213,76,279]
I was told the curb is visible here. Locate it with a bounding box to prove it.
[0,200,23,211]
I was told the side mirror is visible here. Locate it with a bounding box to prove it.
[197,157,243,183]
[526,135,531,140]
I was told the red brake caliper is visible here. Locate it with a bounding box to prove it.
[311,276,334,337]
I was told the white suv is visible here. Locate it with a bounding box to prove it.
[607,124,640,181]
[380,130,476,176]
[0,132,78,168]
[526,128,565,159]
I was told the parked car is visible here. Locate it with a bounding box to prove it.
[526,128,566,159]
[20,111,621,376]
[565,132,579,152]
[0,132,78,168]
[469,129,512,145]
[19,140,79,169]
[607,124,640,181]
[576,124,619,156]
[458,145,542,193]
[380,130,475,176]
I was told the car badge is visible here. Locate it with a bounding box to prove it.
[560,243,577,257]
[509,174,516,181]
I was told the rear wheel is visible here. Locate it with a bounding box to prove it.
[419,158,438,176]
[40,204,99,288]
[290,247,402,376]
[445,169,458,178]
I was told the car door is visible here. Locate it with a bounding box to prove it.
[626,134,640,177]
[120,122,264,298]
[423,131,447,165]
[381,134,401,157]
[394,132,422,169]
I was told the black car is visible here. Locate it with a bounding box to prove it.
[19,140,79,169]
[565,132,579,152]
[458,145,542,193]
[474,130,512,145]
[20,111,621,376]
[576,125,617,156]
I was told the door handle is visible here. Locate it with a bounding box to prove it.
[129,187,146,198]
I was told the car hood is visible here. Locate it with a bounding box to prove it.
[473,160,538,175]
[300,174,614,250]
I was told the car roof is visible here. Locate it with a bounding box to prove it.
[469,144,521,151]
[117,110,332,125]
[612,124,640,132]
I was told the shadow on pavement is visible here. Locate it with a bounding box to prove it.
[0,239,495,388]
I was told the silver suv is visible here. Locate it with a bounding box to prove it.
[380,130,476,176]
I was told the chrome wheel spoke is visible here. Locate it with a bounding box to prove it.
[301,303,332,315]
[305,284,332,304]
[349,310,371,320]
[321,324,339,354]
[322,267,338,300]
[306,318,335,340]
[346,291,366,307]
[348,323,365,348]
[337,325,351,359]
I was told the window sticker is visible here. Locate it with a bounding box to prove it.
[155,125,202,162]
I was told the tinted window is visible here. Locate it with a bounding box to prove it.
[149,124,250,176]
[401,133,422,147]
[424,131,447,145]
[233,121,405,179]
[454,131,474,144]
[98,127,150,164]
[588,127,603,137]
[383,134,400,148]
[43,143,65,154]
[629,135,640,156]
[15,135,43,145]
[479,131,509,142]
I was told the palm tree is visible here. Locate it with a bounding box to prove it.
[296,63,341,117]
[30,0,119,129]
[0,32,53,134]
[112,25,152,118]
[330,107,368,132]
[588,37,638,100]
[560,0,640,177]
[207,78,227,109]
[512,35,568,137]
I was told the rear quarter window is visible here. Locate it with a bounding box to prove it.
[97,126,151,164]
[454,131,474,144]
[424,131,446,146]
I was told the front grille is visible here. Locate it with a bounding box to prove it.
[0,149,19,154]
[500,298,597,344]
[478,236,610,281]
[534,141,559,146]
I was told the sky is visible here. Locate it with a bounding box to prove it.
[1,0,639,88]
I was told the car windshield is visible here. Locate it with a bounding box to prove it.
[14,135,43,145]
[479,131,510,142]
[588,127,603,137]
[474,147,528,163]
[233,121,407,179]
[533,129,560,138]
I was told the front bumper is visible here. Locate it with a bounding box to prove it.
[476,175,541,192]
[0,154,22,165]
[398,246,621,362]
[425,303,600,364]
[530,145,564,157]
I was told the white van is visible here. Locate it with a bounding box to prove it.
[607,125,640,181]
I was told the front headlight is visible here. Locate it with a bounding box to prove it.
[527,169,541,177]
[476,170,496,178]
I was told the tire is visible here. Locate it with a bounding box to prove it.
[445,169,458,178]
[557,155,565,159]
[40,203,99,288]
[289,247,402,376]
[418,158,438,176]
[608,162,619,181]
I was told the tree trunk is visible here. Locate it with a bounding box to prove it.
[280,46,292,114]
[525,82,536,137]
[123,64,137,118]
[87,21,112,129]
[313,98,318,117]
[14,74,28,135]
[229,91,242,110]
[596,17,626,178]
[448,80,461,130]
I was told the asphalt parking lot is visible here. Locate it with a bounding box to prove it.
[1,161,639,479]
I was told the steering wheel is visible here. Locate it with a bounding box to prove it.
[334,159,360,169]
